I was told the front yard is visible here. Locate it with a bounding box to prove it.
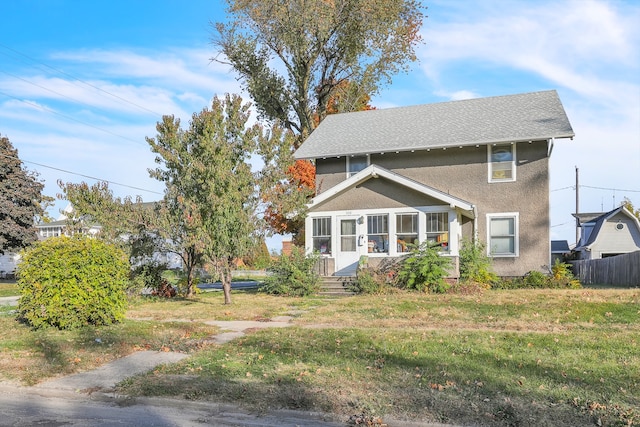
[1,287,638,426]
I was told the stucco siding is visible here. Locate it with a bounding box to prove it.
[311,179,447,212]
[314,141,551,276]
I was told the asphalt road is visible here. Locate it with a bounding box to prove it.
[197,281,260,291]
[0,387,346,427]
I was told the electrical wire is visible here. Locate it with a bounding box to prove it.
[0,43,163,117]
[0,152,162,195]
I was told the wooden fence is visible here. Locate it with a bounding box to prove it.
[571,251,640,287]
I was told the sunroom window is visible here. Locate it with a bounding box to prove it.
[367,214,389,253]
[396,213,418,253]
[489,144,515,182]
[426,212,449,251]
[312,217,331,255]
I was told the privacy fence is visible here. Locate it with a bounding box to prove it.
[571,251,640,287]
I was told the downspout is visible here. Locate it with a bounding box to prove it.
[472,204,478,244]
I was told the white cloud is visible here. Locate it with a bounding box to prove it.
[415,0,640,244]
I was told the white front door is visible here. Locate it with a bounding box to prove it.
[335,216,361,275]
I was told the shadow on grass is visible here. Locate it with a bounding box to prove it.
[116,326,640,426]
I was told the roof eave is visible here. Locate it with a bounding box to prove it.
[295,133,575,160]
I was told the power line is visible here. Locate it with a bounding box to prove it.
[551,184,639,194]
[0,152,162,195]
[581,185,640,193]
[0,89,146,146]
[551,186,574,192]
[0,43,164,117]
[0,68,139,122]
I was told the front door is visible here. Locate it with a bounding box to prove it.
[336,217,360,275]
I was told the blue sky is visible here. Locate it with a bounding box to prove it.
[1,0,638,252]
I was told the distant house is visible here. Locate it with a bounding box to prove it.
[35,203,101,240]
[0,253,20,279]
[573,206,640,260]
[294,90,574,277]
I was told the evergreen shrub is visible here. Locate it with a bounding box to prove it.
[17,235,129,329]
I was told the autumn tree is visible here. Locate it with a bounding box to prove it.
[147,94,266,303]
[621,197,640,220]
[0,135,46,255]
[213,0,423,138]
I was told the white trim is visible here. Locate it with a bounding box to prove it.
[306,206,460,258]
[486,212,520,257]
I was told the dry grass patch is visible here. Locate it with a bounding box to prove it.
[126,291,326,322]
[117,288,639,426]
[0,305,219,385]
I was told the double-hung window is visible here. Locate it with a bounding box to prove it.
[347,155,369,178]
[367,214,389,253]
[426,212,449,251]
[489,144,516,182]
[488,213,519,257]
[312,217,331,254]
[396,213,418,253]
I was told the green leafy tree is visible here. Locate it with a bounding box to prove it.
[213,1,424,240]
[147,94,265,303]
[0,135,47,255]
[212,0,424,137]
[58,181,169,293]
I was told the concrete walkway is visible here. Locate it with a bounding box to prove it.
[0,295,19,306]
[34,317,296,393]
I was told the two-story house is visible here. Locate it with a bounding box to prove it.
[294,90,574,277]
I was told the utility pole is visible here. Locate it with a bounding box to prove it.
[575,166,579,245]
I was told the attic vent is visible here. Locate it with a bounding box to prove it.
[616,223,624,231]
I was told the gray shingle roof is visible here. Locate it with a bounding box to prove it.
[295,90,574,159]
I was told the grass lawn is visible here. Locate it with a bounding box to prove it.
[121,288,639,427]
[0,281,19,297]
[1,287,638,426]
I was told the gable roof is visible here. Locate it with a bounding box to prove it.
[295,90,574,160]
[309,164,476,218]
[575,206,640,250]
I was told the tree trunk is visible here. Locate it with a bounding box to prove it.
[222,267,232,304]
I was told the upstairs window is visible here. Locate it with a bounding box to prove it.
[489,144,516,182]
[312,217,331,255]
[426,212,449,251]
[347,155,369,178]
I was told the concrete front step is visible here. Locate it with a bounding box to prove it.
[318,276,356,296]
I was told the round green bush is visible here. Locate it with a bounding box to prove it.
[17,235,130,330]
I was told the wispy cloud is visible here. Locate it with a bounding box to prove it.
[1,45,243,207]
